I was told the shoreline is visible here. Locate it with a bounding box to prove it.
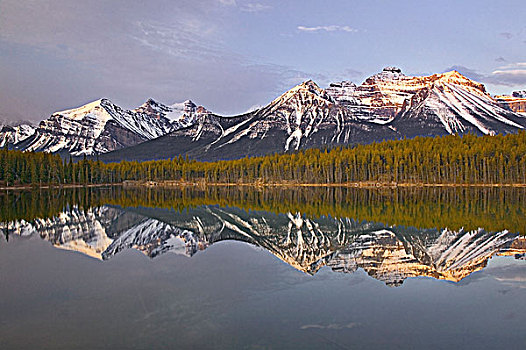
[0,183,120,191]
[124,180,526,188]
[1,181,526,191]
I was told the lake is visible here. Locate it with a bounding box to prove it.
[1,186,525,349]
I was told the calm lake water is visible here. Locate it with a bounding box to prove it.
[1,186,525,349]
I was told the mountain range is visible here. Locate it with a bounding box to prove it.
[2,67,526,161]
[1,98,208,156]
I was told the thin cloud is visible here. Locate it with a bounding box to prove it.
[219,0,271,12]
[240,3,272,12]
[132,21,224,61]
[297,25,358,33]
[218,0,237,5]
[491,69,526,85]
[490,62,526,86]
[300,322,362,330]
[497,62,526,69]
[499,32,513,39]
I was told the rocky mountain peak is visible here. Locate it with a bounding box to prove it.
[299,79,318,87]
[134,98,171,116]
[51,98,117,120]
[365,66,406,84]
[270,80,332,107]
[295,80,326,96]
[182,99,196,108]
[142,98,162,108]
[436,70,485,91]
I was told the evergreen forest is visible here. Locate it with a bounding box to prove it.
[1,132,525,186]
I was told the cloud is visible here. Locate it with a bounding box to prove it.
[300,322,362,330]
[218,0,237,5]
[297,25,358,33]
[491,69,526,85]
[489,62,526,86]
[497,62,526,69]
[219,0,271,12]
[499,32,513,39]
[131,21,223,61]
[240,3,272,12]
[495,57,506,63]
[0,0,303,120]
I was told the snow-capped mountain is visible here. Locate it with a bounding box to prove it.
[4,203,525,286]
[13,98,210,156]
[7,66,526,160]
[133,98,209,130]
[0,122,36,147]
[101,67,526,162]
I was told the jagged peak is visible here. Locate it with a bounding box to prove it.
[269,80,325,103]
[177,99,197,108]
[143,98,159,106]
[439,70,470,80]
[98,98,113,105]
[364,66,406,84]
[136,98,169,112]
[299,79,319,88]
[265,79,335,112]
[290,80,325,95]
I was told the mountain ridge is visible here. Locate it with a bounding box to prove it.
[101,67,526,162]
[4,67,526,160]
[7,98,210,156]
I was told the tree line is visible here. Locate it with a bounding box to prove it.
[1,132,526,186]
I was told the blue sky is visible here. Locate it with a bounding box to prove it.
[1,0,525,121]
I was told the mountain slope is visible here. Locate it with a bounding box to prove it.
[100,67,526,162]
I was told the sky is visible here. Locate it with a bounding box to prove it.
[1,0,526,122]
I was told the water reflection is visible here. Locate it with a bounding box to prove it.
[1,187,525,286]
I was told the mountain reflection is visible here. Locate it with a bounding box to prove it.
[2,186,525,286]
